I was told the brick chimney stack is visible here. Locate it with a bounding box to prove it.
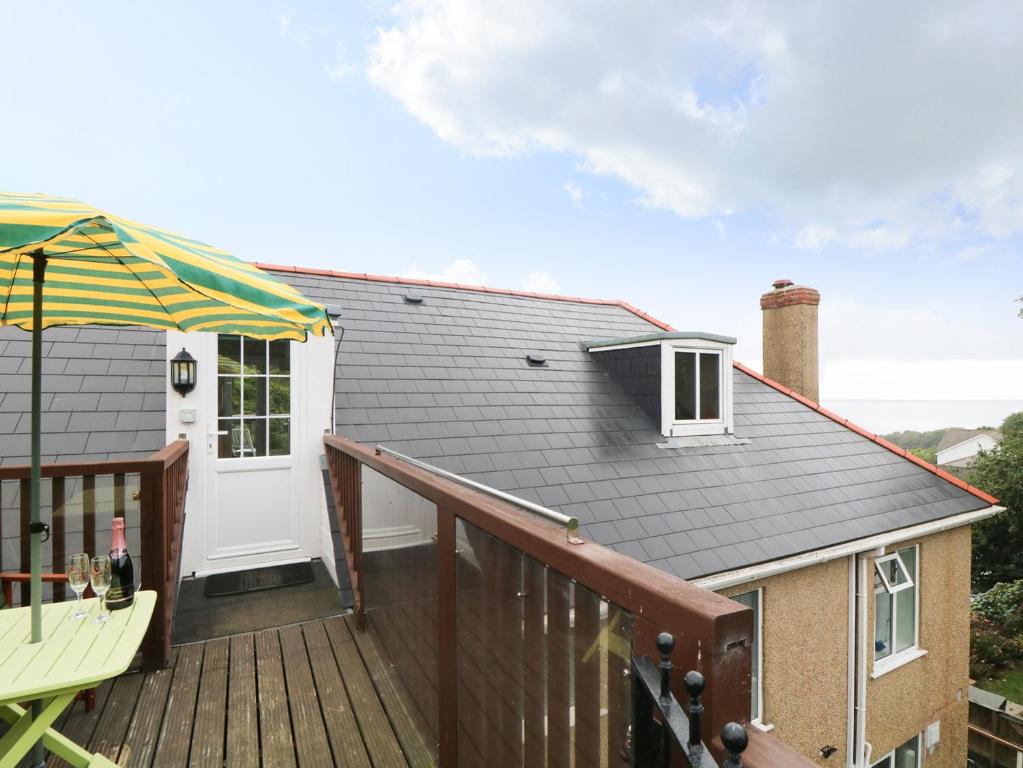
[760,279,821,403]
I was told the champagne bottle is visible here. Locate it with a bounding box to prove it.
[107,516,135,610]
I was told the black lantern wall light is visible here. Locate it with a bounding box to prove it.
[170,348,197,395]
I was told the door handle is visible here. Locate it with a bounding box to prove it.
[208,430,229,453]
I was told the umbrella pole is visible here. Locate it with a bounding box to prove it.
[30,251,46,768]
[30,250,46,643]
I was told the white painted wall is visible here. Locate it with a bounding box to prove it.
[361,465,437,551]
[936,433,998,466]
[169,329,337,578]
[319,454,338,586]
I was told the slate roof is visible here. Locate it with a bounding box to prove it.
[269,267,995,581]
[0,325,166,465]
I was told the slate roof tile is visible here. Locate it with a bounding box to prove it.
[268,271,995,579]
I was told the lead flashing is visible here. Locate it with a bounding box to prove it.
[583,331,737,350]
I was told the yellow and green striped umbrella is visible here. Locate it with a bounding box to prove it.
[0,191,333,660]
[0,191,332,340]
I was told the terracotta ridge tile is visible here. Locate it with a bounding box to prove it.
[730,361,999,505]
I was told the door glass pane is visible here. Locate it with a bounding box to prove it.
[269,378,290,416]
[896,548,917,652]
[674,352,696,420]
[243,338,267,375]
[218,335,241,374]
[218,378,240,417]
[269,419,290,456]
[875,589,893,660]
[699,353,721,420]
[218,418,239,458]
[243,378,267,416]
[240,419,266,457]
[269,340,290,375]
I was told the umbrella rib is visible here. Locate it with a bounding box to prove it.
[76,229,180,328]
[0,247,25,324]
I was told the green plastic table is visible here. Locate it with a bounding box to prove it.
[0,591,155,768]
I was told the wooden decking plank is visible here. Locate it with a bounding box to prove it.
[303,621,372,768]
[119,648,178,768]
[48,677,114,768]
[88,670,145,762]
[189,636,229,768]
[279,624,333,768]
[255,628,298,768]
[351,616,436,768]
[323,616,408,768]
[152,641,203,768]
[225,633,259,768]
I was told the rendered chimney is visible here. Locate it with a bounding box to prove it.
[760,279,821,403]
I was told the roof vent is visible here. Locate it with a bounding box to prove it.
[403,292,424,304]
[526,353,547,367]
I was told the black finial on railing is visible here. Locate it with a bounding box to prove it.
[656,632,674,700]
[683,670,705,754]
[721,722,748,768]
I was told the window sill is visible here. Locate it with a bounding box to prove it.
[871,647,928,679]
[751,720,774,733]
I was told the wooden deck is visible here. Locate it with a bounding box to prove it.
[44,614,435,768]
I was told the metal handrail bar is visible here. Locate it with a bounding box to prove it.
[375,444,580,536]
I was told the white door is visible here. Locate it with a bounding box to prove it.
[202,333,304,573]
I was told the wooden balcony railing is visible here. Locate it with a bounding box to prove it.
[0,439,189,669]
[324,432,816,768]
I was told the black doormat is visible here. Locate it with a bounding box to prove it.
[203,561,314,598]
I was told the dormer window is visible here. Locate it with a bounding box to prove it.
[674,350,721,421]
[585,331,735,438]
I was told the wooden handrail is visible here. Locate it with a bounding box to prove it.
[324,432,814,767]
[0,440,189,670]
[139,439,189,669]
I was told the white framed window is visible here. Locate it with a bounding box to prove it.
[874,545,918,664]
[871,734,921,768]
[661,339,733,437]
[216,334,292,459]
[875,553,914,594]
[732,589,763,723]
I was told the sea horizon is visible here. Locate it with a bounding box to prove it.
[822,399,1023,436]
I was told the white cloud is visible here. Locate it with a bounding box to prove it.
[325,45,358,81]
[403,258,487,285]
[524,271,561,293]
[278,9,313,48]
[562,181,583,205]
[367,1,1023,249]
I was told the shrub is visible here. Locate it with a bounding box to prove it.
[971,580,1023,680]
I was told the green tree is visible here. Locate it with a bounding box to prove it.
[910,447,937,464]
[971,412,1023,591]
[1002,411,1023,440]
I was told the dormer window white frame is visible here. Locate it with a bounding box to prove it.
[584,331,735,439]
[660,337,734,437]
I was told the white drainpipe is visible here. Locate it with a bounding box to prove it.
[847,555,857,767]
[854,552,872,768]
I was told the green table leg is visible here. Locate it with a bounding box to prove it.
[0,695,92,768]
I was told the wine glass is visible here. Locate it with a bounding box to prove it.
[67,553,90,620]
[90,555,112,624]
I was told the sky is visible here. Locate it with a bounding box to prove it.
[1,1,1021,413]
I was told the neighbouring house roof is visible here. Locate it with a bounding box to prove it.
[970,686,1008,712]
[936,428,1002,454]
[264,264,996,580]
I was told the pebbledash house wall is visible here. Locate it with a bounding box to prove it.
[720,525,971,768]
